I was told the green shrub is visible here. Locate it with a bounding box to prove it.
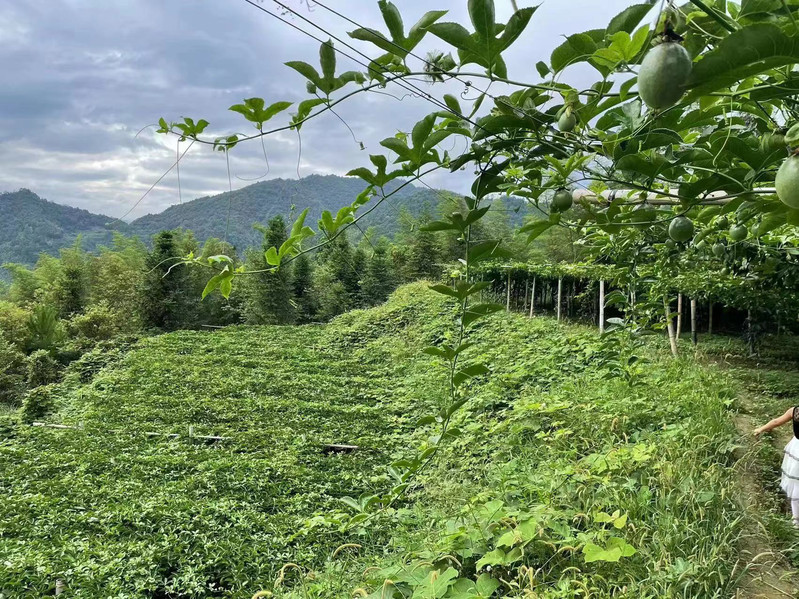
[20,384,56,423]
[26,350,61,387]
[0,301,32,351]
[66,302,124,343]
[0,339,26,406]
[26,304,64,351]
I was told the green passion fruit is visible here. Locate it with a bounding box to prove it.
[551,188,573,212]
[776,155,799,209]
[760,132,786,153]
[665,239,677,250]
[668,216,694,243]
[712,243,725,258]
[729,224,747,241]
[558,111,577,133]
[638,42,692,110]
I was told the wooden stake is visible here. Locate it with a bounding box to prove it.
[524,279,529,313]
[691,298,698,347]
[676,293,683,338]
[664,296,679,358]
[55,580,65,596]
[599,280,605,334]
[557,278,563,322]
[529,277,536,318]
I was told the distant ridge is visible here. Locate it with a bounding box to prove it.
[1,174,534,275]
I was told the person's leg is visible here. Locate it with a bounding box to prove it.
[791,499,799,527]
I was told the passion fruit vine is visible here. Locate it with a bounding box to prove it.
[668,216,694,243]
[551,188,573,213]
[637,41,692,110]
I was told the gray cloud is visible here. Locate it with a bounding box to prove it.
[0,0,644,220]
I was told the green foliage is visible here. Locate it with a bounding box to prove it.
[20,383,57,423]
[26,349,61,388]
[0,339,26,406]
[65,301,125,343]
[26,304,64,352]
[139,231,192,331]
[242,216,297,325]
[0,285,745,597]
[361,243,395,306]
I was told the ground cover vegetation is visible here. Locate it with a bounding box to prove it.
[0,284,748,598]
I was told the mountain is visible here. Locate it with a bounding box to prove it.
[126,174,451,251]
[1,175,536,275]
[0,189,120,268]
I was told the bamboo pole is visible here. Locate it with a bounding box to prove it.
[506,271,511,311]
[529,277,536,318]
[599,280,605,334]
[676,293,683,339]
[557,278,563,322]
[664,296,679,358]
[691,298,698,347]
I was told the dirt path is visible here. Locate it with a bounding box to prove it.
[732,408,799,598]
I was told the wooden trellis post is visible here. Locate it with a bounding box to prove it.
[529,277,536,318]
[664,296,679,358]
[506,271,511,311]
[691,298,698,347]
[524,279,529,313]
[599,280,605,334]
[676,293,683,339]
[557,277,563,322]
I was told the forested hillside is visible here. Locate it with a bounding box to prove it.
[0,177,535,274]
[0,189,118,269]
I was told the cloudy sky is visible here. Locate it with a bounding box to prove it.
[0,0,644,220]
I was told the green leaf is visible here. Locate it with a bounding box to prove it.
[265,247,280,267]
[379,0,405,44]
[606,4,653,35]
[551,30,603,73]
[453,363,490,386]
[285,61,321,86]
[462,303,504,327]
[686,25,799,100]
[476,574,499,597]
[421,220,459,232]
[349,27,398,56]
[320,39,336,86]
[499,7,536,51]
[519,219,554,242]
[427,22,475,53]
[407,10,449,49]
[429,284,460,299]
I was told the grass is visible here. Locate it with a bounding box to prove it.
[0,283,775,598]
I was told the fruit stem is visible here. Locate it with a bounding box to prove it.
[687,0,737,33]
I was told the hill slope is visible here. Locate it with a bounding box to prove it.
[0,189,120,267]
[126,174,451,251]
[0,283,750,598]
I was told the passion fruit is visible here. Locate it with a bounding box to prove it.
[637,42,692,110]
[712,243,725,258]
[776,155,799,209]
[717,216,729,230]
[665,239,677,250]
[760,132,786,153]
[729,224,747,242]
[668,216,694,243]
[551,188,573,213]
[558,111,577,133]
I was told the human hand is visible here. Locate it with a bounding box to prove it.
[753,428,764,437]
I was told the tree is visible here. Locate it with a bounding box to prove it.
[361,243,394,306]
[139,231,191,331]
[292,253,317,323]
[242,216,296,325]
